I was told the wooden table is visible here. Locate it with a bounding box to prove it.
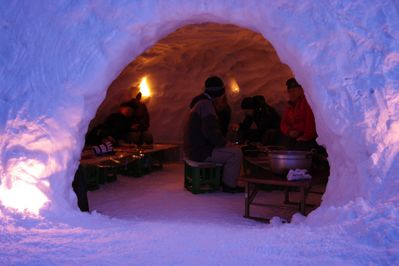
[78,149,137,189]
[240,155,324,222]
[114,143,180,169]
[238,175,311,222]
[80,149,137,166]
[78,143,180,182]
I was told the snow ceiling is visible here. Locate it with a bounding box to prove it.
[0,0,399,216]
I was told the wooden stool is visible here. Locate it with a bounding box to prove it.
[184,159,223,194]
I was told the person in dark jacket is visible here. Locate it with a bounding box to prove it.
[184,76,243,193]
[280,78,317,149]
[214,94,231,137]
[85,102,134,145]
[238,95,280,145]
[126,92,153,146]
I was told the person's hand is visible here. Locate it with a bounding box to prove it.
[230,123,240,132]
[226,141,235,147]
[289,130,300,139]
[103,136,116,145]
[131,124,140,130]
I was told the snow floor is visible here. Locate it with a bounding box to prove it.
[1,163,396,265]
[88,163,323,224]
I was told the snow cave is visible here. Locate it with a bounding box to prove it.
[1,1,398,265]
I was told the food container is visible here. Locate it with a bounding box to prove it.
[266,147,313,175]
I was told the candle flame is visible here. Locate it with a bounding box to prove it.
[139,76,151,98]
[230,79,240,95]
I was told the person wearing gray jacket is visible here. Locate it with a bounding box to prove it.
[183,76,243,193]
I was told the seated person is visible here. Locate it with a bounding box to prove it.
[237,95,280,145]
[126,92,154,146]
[183,76,243,193]
[280,78,317,150]
[214,94,231,137]
[85,102,134,146]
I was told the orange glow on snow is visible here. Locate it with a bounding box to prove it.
[0,159,49,215]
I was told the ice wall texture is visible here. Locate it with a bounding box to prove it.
[0,0,398,215]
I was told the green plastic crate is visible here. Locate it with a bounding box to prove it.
[184,160,222,194]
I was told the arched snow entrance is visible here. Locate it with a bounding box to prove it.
[86,23,329,220]
[0,1,398,220]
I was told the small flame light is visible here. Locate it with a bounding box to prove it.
[139,76,151,98]
[230,79,240,96]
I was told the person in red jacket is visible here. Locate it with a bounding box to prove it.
[280,78,317,149]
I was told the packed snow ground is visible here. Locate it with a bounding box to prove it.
[88,163,322,224]
[1,163,398,265]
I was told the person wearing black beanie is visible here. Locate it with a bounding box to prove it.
[204,76,226,99]
[237,95,281,145]
[183,76,243,193]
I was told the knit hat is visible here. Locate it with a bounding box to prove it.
[241,97,254,109]
[286,78,302,89]
[204,76,225,99]
[135,92,142,101]
[123,100,139,110]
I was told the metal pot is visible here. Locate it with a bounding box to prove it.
[266,147,314,175]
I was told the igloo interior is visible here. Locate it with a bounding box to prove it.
[1,1,398,264]
[91,22,293,142]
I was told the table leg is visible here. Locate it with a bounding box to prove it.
[300,186,306,214]
[243,160,248,175]
[248,185,258,203]
[284,187,290,204]
[244,182,250,218]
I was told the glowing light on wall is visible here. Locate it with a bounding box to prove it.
[139,76,151,98]
[0,180,48,215]
[230,78,240,96]
[0,159,49,215]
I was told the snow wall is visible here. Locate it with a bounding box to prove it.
[0,0,399,217]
